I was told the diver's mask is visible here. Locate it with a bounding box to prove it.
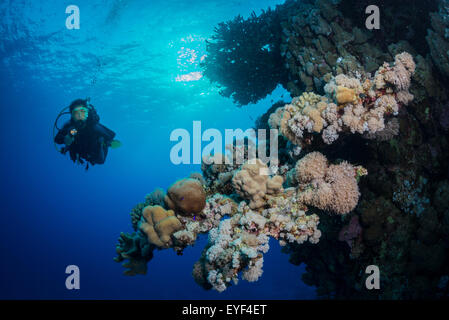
[71,106,89,123]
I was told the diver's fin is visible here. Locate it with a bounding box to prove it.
[110,139,122,149]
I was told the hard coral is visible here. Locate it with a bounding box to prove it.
[165,178,206,216]
[139,205,183,248]
[232,159,284,210]
[336,86,357,104]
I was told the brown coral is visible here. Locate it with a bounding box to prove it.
[165,178,206,216]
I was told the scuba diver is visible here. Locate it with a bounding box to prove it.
[54,98,120,170]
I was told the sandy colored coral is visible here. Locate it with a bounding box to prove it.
[290,93,330,134]
[232,159,284,209]
[165,178,206,216]
[336,86,357,104]
[295,151,328,183]
[201,150,247,195]
[268,105,303,145]
[139,205,183,248]
[296,152,362,215]
[374,52,415,91]
[269,92,330,144]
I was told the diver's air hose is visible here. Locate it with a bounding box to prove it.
[52,107,71,153]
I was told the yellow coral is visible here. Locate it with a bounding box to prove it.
[336,86,357,104]
[140,205,183,248]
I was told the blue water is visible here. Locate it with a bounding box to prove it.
[0,0,316,299]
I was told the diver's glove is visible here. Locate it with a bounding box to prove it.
[64,135,74,146]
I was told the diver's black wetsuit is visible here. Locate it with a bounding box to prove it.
[55,120,115,166]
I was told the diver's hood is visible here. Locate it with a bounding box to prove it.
[69,100,89,113]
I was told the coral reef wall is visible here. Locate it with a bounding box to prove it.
[197,0,449,299]
[427,0,449,79]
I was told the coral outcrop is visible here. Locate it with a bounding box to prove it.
[116,150,365,292]
[269,53,415,147]
[116,0,449,299]
[193,195,321,292]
